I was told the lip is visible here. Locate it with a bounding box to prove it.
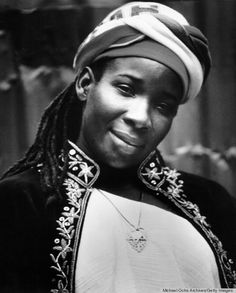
[111,129,144,148]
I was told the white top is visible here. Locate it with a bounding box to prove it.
[75,189,221,292]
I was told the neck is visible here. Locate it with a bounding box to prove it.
[94,162,143,201]
[66,140,147,201]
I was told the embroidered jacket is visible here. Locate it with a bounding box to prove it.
[0,140,236,293]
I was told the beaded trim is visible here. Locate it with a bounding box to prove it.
[50,141,100,293]
[139,150,236,288]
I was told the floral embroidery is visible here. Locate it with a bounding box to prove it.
[142,167,161,180]
[63,178,85,202]
[139,150,236,288]
[62,207,79,224]
[51,280,69,293]
[50,179,80,292]
[50,141,100,293]
[66,146,99,187]
[138,150,166,189]
[50,143,236,292]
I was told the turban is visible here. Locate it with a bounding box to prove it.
[73,2,211,103]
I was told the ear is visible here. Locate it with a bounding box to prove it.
[75,66,95,101]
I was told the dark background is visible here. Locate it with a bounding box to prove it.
[0,0,236,197]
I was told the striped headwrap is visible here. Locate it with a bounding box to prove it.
[73,2,211,103]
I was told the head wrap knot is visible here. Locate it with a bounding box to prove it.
[73,1,211,103]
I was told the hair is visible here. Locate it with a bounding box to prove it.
[1,59,112,198]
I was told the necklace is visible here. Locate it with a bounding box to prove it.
[98,189,147,253]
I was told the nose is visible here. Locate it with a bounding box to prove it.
[123,97,151,129]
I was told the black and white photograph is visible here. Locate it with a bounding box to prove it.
[0,0,235,292]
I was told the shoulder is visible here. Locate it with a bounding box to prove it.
[0,168,46,215]
[179,171,236,259]
[179,171,235,209]
[0,168,40,190]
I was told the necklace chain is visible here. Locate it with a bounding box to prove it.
[98,189,142,229]
[97,189,147,253]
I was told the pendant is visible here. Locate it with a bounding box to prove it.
[126,227,147,252]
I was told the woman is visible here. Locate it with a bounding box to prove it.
[0,2,235,292]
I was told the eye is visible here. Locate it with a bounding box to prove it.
[116,84,135,97]
[156,102,178,117]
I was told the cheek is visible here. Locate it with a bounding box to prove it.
[89,89,124,125]
[82,88,119,134]
[150,116,173,145]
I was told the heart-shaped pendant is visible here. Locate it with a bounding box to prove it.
[127,227,147,252]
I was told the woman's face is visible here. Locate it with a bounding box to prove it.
[76,57,183,168]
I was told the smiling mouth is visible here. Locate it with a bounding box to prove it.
[110,129,144,148]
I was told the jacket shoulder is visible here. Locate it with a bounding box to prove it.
[0,168,40,191]
[179,171,236,260]
[0,168,46,216]
[179,171,235,206]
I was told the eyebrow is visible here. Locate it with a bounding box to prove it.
[116,74,143,83]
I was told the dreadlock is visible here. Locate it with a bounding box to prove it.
[1,81,82,198]
[1,59,110,198]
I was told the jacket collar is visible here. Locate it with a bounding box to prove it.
[65,140,167,190]
[65,140,100,188]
